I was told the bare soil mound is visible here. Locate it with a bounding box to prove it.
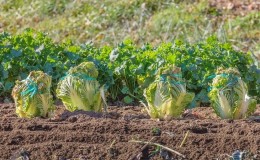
[0,103,260,160]
[209,0,260,16]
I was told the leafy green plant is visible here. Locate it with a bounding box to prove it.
[151,127,161,136]
[1,30,259,105]
[208,67,257,119]
[12,71,54,118]
[0,29,97,97]
[156,37,260,105]
[143,65,194,119]
[56,62,106,112]
[0,29,64,97]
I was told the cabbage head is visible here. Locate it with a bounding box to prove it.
[56,62,106,112]
[12,71,54,118]
[143,65,194,119]
[208,67,257,119]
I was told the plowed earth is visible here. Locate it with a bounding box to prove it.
[0,103,260,160]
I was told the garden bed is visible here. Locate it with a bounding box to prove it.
[1,103,259,160]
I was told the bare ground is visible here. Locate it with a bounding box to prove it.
[0,103,260,160]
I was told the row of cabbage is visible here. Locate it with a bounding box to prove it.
[12,61,257,120]
[1,29,260,119]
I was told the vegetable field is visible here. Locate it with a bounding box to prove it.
[1,0,260,159]
[1,30,259,104]
[0,30,259,160]
[0,29,260,160]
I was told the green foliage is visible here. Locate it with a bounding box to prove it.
[208,68,257,119]
[94,36,259,105]
[1,30,259,105]
[0,29,103,97]
[56,62,105,112]
[1,0,259,55]
[12,71,54,118]
[143,66,194,119]
[165,37,259,105]
[227,12,260,39]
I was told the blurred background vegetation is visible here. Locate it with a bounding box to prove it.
[0,0,259,59]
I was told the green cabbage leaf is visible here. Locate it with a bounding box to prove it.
[143,65,194,119]
[208,68,257,119]
[12,71,54,118]
[56,62,106,112]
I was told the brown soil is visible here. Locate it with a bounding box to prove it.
[0,103,260,160]
[209,0,260,16]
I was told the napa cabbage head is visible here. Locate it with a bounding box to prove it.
[208,67,257,119]
[143,65,194,119]
[56,61,106,112]
[12,71,54,118]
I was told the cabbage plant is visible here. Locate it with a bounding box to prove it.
[12,71,54,118]
[208,67,257,119]
[56,62,106,112]
[143,65,194,119]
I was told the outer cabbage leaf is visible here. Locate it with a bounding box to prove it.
[12,71,54,118]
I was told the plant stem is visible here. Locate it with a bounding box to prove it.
[179,130,189,147]
[129,139,186,158]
